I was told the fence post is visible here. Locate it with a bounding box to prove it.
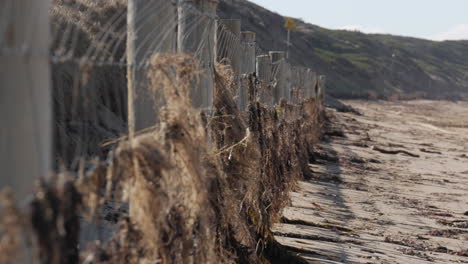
[269,51,286,104]
[256,55,273,105]
[0,0,51,199]
[299,67,308,103]
[178,0,218,109]
[240,32,256,74]
[127,0,177,136]
[215,19,242,109]
[216,19,242,73]
[290,67,301,104]
[304,68,314,99]
[284,62,292,102]
[239,31,256,110]
[319,75,327,100]
[256,55,272,83]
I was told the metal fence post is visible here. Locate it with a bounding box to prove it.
[0,0,51,198]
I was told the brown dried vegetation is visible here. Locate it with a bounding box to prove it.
[0,1,324,263]
[0,54,323,263]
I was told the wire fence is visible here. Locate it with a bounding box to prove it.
[0,1,328,262]
[1,0,325,197]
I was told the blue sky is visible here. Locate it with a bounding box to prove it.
[248,0,468,41]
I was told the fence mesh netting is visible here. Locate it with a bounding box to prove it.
[0,1,326,263]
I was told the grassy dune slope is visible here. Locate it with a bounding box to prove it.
[219,0,468,99]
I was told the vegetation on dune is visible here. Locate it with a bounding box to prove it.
[220,0,468,99]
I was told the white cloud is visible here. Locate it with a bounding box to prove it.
[338,24,386,34]
[429,24,468,41]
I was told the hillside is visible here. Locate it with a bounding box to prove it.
[219,0,468,99]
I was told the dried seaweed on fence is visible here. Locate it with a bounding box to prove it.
[104,54,218,263]
[212,63,264,263]
[211,63,322,263]
[0,190,24,264]
[0,54,322,263]
[30,177,82,264]
[3,0,327,263]
[2,52,324,264]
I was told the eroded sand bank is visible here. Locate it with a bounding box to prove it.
[275,100,468,264]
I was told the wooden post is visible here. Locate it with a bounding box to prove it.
[297,67,311,103]
[178,0,218,109]
[256,55,272,83]
[304,68,315,99]
[0,0,51,198]
[311,70,317,98]
[269,51,286,103]
[319,75,327,100]
[290,67,302,104]
[127,0,177,136]
[216,19,242,73]
[239,31,256,110]
[256,55,272,105]
[240,32,256,74]
[216,19,242,108]
[298,67,308,103]
[284,62,292,102]
[127,0,178,227]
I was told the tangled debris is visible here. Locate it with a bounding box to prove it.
[1,1,325,263]
[0,54,324,264]
[0,190,25,264]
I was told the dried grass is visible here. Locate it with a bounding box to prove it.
[0,190,23,264]
[30,177,82,264]
[2,1,325,263]
[1,53,323,263]
[209,63,321,263]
